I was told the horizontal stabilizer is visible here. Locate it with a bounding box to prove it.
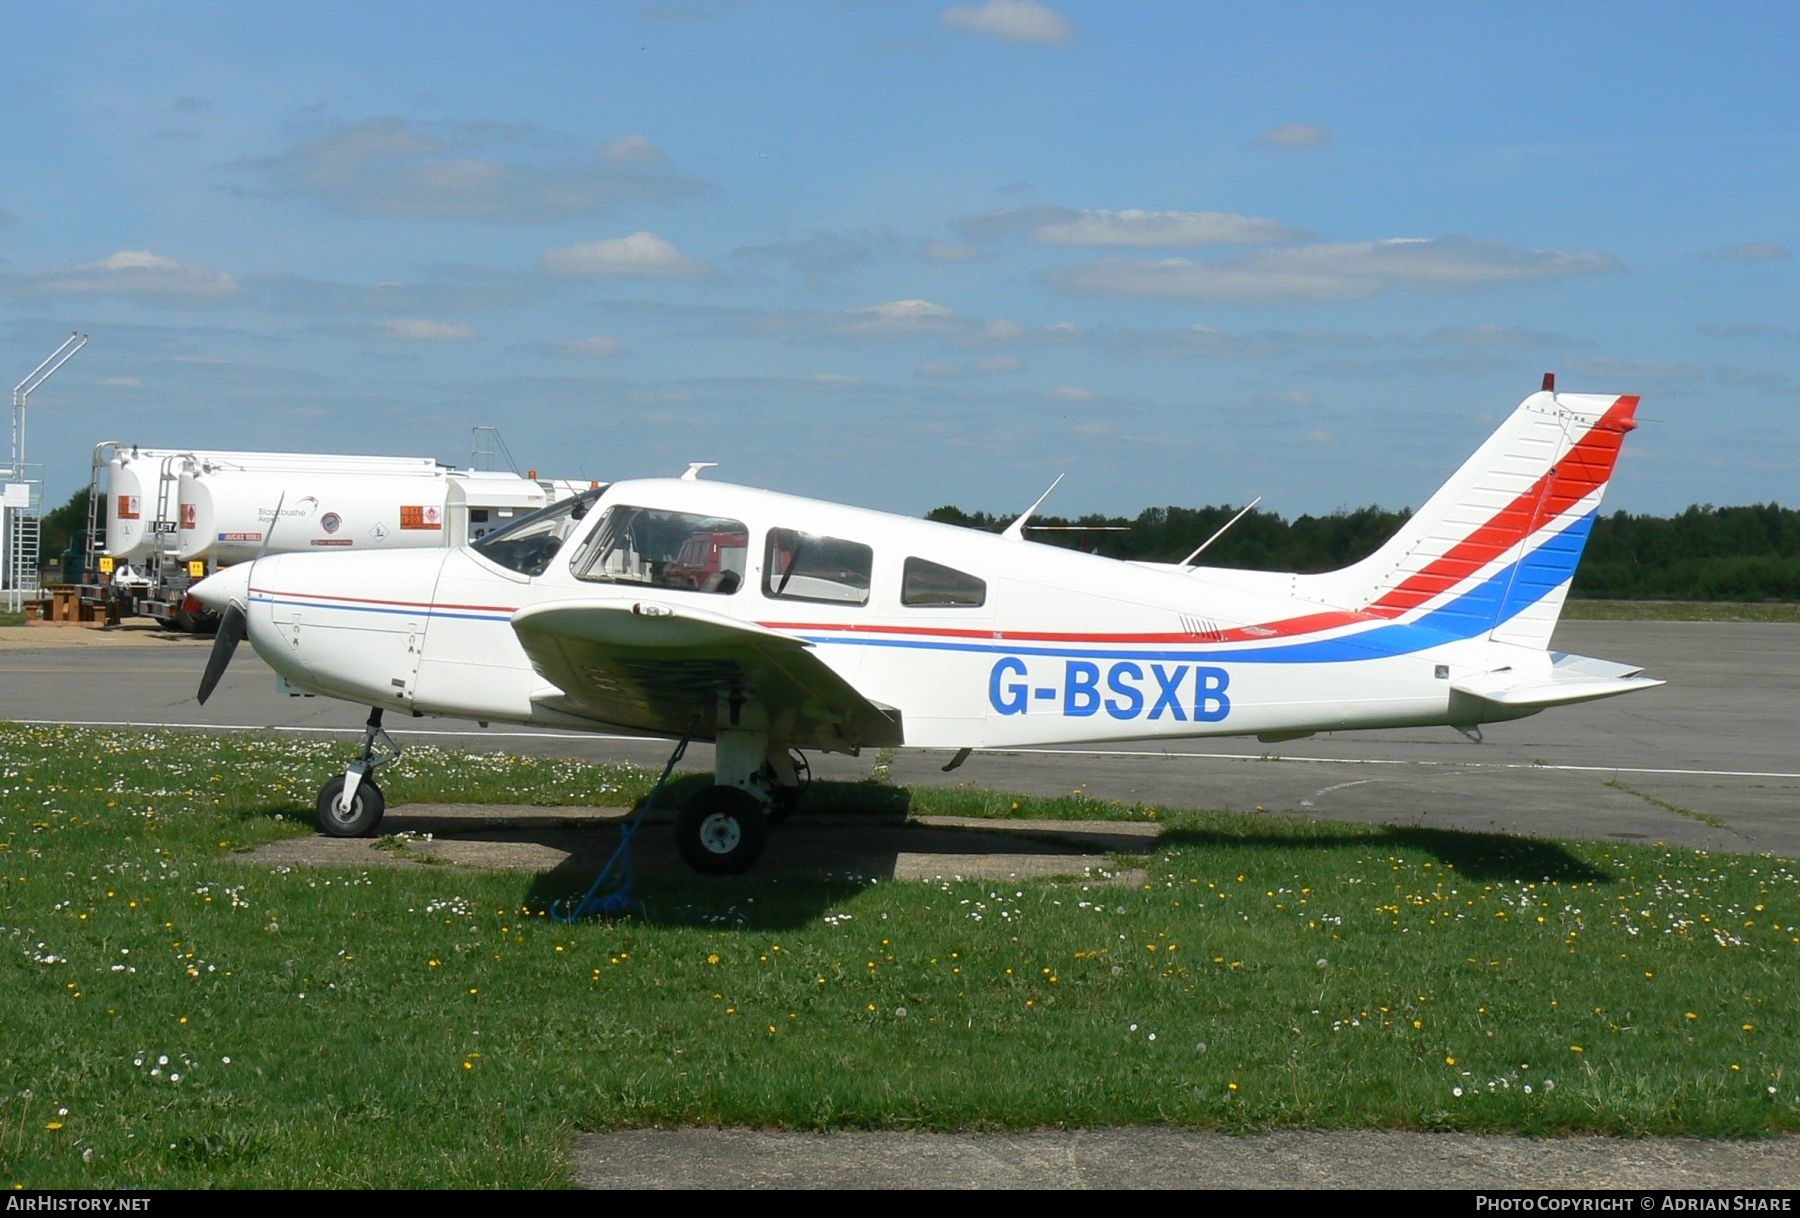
[1451,652,1663,709]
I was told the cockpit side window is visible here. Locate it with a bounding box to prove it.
[471,487,606,577]
[902,557,986,607]
[764,528,872,606]
[573,505,749,594]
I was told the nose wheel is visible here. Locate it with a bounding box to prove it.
[317,773,385,837]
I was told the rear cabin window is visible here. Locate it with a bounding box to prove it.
[902,557,987,607]
[764,528,872,606]
[573,505,749,594]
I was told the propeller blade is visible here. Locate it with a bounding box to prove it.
[196,491,281,705]
[197,602,246,705]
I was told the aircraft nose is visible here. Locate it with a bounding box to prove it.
[190,563,252,613]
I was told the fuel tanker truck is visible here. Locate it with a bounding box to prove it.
[88,443,587,631]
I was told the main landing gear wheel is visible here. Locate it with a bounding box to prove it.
[317,774,385,838]
[676,785,768,875]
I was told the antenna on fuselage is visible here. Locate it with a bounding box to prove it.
[1181,496,1262,572]
[681,463,717,481]
[1002,473,1065,542]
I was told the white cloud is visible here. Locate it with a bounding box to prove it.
[959,205,1299,247]
[916,355,1021,378]
[1564,356,1704,383]
[1110,323,1287,359]
[245,270,536,315]
[384,318,477,341]
[1048,237,1620,304]
[540,232,707,279]
[1051,386,1096,402]
[734,230,896,276]
[1251,123,1332,149]
[559,336,627,357]
[1425,324,1588,349]
[1034,209,1301,247]
[921,239,985,263]
[1718,242,1790,262]
[233,117,704,221]
[842,299,959,336]
[5,250,240,300]
[941,0,1072,44]
[598,134,667,165]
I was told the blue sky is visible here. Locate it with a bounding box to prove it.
[3,1,1795,521]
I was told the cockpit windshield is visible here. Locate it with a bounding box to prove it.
[471,487,607,576]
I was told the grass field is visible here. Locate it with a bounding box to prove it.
[2,723,1796,1187]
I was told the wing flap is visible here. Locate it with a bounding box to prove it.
[512,597,904,748]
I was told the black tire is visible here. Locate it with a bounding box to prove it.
[317,774,385,838]
[675,785,768,875]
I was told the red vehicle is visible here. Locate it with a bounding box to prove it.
[661,527,748,592]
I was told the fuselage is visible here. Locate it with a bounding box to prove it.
[218,476,1551,753]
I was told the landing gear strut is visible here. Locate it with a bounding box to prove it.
[664,725,811,875]
[316,708,401,838]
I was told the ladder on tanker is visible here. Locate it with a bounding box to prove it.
[3,487,40,612]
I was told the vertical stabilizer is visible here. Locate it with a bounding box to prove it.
[1316,388,1638,648]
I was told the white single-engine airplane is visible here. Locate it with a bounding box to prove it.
[193,377,1659,874]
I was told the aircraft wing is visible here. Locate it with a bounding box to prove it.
[1450,652,1664,710]
[511,597,905,749]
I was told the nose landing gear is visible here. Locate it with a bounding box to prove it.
[316,708,402,838]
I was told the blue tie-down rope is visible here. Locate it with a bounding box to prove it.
[551,727,694,923]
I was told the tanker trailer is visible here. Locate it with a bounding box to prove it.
[145,465,549,630]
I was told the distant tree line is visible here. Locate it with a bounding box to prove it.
[928,501,1800,602]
